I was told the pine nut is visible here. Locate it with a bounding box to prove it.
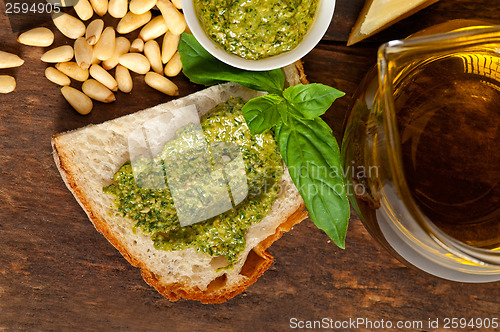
[156,0,186,35]
[52,12,86,39]
[118,53,150,74]
[130,38,144,53]
[0,51,24,69]
[115,64,133,93]
[171,0,181,9]
[45,67,71,86]
[17,27,54,47]
[102,36,130,70]
[144,40,163,74]
[91,52,101,65]
[116,11,152,34]
[93,26,115,61]
[89,64,118,91]
[85,19,104,45]
[164,51,182,77]
[74,37,93,70]
[74,0,93,21]
[46,0,77,7]
[82,79,116,103]
[89,0,108,16]
[145,71,178,96]
[129,0,156,15]
[41,45,74,63]
[139,15,167,42]
[0,75,16,94]
[56,62,89,81]
[161,31,180,64]
[61,86,93,115]
[108,0,127,18]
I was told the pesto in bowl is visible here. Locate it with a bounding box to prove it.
[182,0,335,71]
[194,0,319,60]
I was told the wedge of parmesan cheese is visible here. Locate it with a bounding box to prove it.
[347,0,440,45]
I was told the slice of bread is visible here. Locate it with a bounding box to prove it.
[52,62,308,303]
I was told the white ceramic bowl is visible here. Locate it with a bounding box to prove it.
[181,0,336,71]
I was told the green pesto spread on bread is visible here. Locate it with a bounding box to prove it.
[104,98,283,263]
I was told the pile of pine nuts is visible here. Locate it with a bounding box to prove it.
[2,0,185,115]
[0,50,24,93]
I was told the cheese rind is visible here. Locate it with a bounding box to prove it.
[348,0,440,45]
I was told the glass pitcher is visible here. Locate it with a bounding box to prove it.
[342,20,500,282]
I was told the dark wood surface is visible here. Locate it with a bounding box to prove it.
[1,0,499,330]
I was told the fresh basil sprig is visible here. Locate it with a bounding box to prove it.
[178,33,350,248]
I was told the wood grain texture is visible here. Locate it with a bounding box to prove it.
[325,0,500,42]
[1,0,499,330]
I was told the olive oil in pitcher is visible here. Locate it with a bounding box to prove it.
[343,22,500,281]
[394,51,500,250]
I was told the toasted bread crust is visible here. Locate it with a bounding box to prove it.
[52,137,143,268]
[284,60,309,86]
[141,205,307,303]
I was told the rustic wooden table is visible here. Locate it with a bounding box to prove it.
[1,0,499,330]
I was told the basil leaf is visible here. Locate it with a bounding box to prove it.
[276,116,350,248]
[278,105,288,124]
[283,84,345,119]
[178,33,284,95]
[242,94,286,135]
